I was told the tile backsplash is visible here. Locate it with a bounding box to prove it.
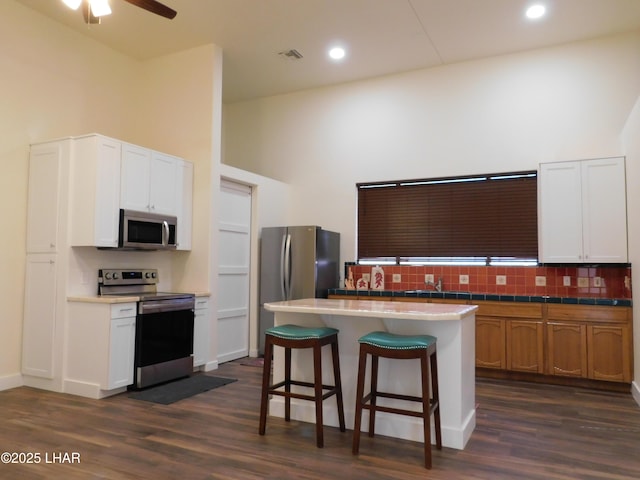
[344,264,632,299]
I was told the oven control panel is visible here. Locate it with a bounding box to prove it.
[98,268,158,286]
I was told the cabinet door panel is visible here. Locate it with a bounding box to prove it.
[107,317,136,389]
[547,322,588,378]
[27,145,61,253]
[587,325,631,382]
[506,320,544,373]
[22,255,57,378]
[121,143,151,211]
[94,137,122,247]
[476,317,505,369]
[538,161,583,263]
[581,158,627,262]
[149,152,178,215]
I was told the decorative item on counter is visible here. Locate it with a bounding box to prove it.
[345,267,355,290]
[371,266,385,290]
[356,277,369,290]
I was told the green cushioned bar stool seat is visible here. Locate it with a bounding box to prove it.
[352,331,442,469]
[358,331,437,350]
[259,324,346,448]
[265,324,339,341]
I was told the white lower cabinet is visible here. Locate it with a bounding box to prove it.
[107,304,136,389]
[22,255,57,379]
[193,297,210,368]
[66,301,136,398]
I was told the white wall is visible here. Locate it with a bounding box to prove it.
[0,2,221,386]
[622,96,640,401]
[0,1,138,384]
[224,31,640,264]
[223,31,640,388]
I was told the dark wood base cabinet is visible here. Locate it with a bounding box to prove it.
[329,295,633,389]
[546,305,632,383]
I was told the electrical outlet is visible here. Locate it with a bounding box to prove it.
[577,277,589,288]
[563,276,571,287]
[593,277,602,287]
[535,276,546,287]
[362,273,370,282]
[496,275,507,285]
[425,274,434,283]
[459,274,469,285]
[392,273,401,283]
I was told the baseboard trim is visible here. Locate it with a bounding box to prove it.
[631,381,640,407]
[0,373,23,391]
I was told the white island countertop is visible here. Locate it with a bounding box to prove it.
[265,297,477,320]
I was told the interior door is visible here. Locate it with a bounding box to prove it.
[217,180,252,363]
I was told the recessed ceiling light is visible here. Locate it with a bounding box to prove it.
[328,47,346,61]
[526,4,546,19]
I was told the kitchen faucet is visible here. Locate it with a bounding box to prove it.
[425,277,443,292]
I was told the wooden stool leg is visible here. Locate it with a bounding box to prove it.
[352,345,368,455]
[420,351,433,469]
[258,337,273,435]
[368,354,379,437]
[313,342,324,448]
[430,349,442,449]
[284,347,292,422]
[331,339,346,432]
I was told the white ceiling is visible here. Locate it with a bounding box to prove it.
[14,0,640,103]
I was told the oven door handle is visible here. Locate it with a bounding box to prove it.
[138,298,195,315]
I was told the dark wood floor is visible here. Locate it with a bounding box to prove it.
[2,359,640,479]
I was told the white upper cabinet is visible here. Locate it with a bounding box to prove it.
[120,145,178,216]
[70,135,122,247]
[120,143,152,212]
[149,151,179,215]
[539,157,627,263]
[26,143,63,253]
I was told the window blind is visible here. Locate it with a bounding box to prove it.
[357,172,538,261]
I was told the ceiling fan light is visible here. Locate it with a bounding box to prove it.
[62,0,82,9]
[90,0,112,17]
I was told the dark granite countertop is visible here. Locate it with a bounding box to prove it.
[328,288,632,307]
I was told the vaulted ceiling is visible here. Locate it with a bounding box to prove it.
[14,0,640,103]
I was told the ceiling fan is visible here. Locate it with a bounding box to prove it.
[62,0,177,24]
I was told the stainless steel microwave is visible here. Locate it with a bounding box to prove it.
[118,209,177,250]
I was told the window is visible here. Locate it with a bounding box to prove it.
[357,171,537,265]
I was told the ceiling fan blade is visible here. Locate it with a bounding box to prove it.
[123,0,177,19]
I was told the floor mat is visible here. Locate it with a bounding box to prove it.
[128,375,237,405]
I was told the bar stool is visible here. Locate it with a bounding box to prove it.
[258,324,346,448]
[352,331,442,469]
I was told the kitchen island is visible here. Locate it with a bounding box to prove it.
[264,298,478,449]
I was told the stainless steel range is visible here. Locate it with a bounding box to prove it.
[98,268,195,389]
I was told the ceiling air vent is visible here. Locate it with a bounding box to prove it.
[278,49,303,60]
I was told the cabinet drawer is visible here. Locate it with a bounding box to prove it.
[475,301,542,319]
[111,303,137,319]
[195,298,209,310]
[547,304,630,323]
